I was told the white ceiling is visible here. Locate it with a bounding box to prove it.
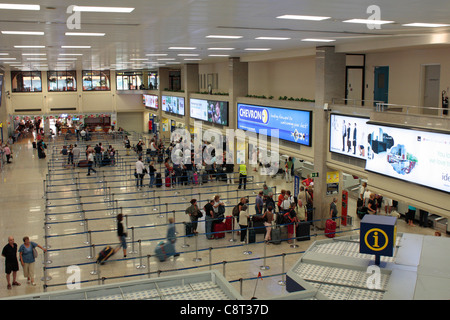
[0,0,449,71]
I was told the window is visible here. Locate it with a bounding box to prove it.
[82,70,111,91]
[11,71,42,92]
[48,71,77,92]
[116,71,143,90]
[148,72,158,90]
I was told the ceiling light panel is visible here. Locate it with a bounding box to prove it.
[61,46,91,49]
[244,48,271,51]
[65,32,105,36]
[72,6,134,13]
[206,35,243,39]
[0,4,40,10]
[14,45,45,48]
[343,19,394,25]
[255,37,291,40]
[402,23,450,27]
[2,31,44,35]
[207,48,235,50]
[301,38,335,42]
[276,15,330,21]
[22,53,46,56]
[168,47,196,50]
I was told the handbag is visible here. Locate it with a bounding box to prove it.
[33,247,38,258]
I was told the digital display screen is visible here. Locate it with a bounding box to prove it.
[190,98,228,126]
[365,123,450,193]
[329,113,370,160]
[143,94,158,109]
[237,103,312,146]
[162,95,185,116]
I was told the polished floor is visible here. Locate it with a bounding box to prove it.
[0,134,444,300]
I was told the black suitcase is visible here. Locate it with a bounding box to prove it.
[296,221,310,241]
[248,224,256,243]
[155,173,162,188]
[97,246,116,265]
[184,222,194,237]
[271,226,282,244]
[157,153,163,163]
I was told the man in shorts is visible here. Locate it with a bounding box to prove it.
[2,236,21,290]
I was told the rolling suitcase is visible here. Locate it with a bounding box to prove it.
[248,226,256,243]
[296,221,310,241]
[96,246,116,265]
[270,225,282,244]
[165,176,171,188]
[193,172,199,185]
[225,216,233,233]
[184,222,194,237]
[213,222,226,239]
[78,160,89,167]
[325,219,337,238]
[155,173,162,188]
[154,241,176,262]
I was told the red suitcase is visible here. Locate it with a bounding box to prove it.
[225,216,233,233]
[325,219,337,238]
[165,176,171,188]
[213,222,226,239]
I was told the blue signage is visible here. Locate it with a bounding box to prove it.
[360,215,397,265]
[237,103,312,146]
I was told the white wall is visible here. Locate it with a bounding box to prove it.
[364,47,450,109]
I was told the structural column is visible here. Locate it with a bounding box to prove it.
[313,46,346,228]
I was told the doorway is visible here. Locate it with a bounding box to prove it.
[374,66,389,105]
[421,64,441,116]
[346,67,364,106]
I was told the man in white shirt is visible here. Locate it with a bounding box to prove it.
[135,156,145,188]
[80,129,86,141]
[87,151,96,176]
[72,144,81,167]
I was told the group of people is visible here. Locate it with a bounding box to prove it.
[2,236,46,290]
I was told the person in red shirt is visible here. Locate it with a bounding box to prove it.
[301,174,313,187]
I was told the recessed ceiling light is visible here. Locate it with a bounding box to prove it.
[157,58,176,61]
[166,62,181,64]
[58,58,77,61]
[255,37,291,40]
[0,4,40,10]
[402,22,450,28]
[72,6,134,13]
[22,53,46,56]
[65,32,105,37]
[146,53,168,56]
[184,58,202,61]
[277,15,330,21]
[177,54,199,56]
[301,38,335,42]
[208,54,230,57]
[244,48,271,51]
[343,19,394,25]
[27,58,46,61]
[206,35,243,39]
[0,57,16,60]
[130,58,148,61]
[168,47,196,50]
[14,45,45,48]
[2,31,44,35]
[61,46,91,49]
[59,53,83,56]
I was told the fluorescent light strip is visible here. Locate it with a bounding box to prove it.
[276,15,330,21]
[27,58,46,60]
[72,6,134,13]
[206,35,242,39]
[301,38,335,42]
[255,37,291,40]
[157,58,176,61]
[0,53,9,55]
[208,48,235,50]
[146,53,168,56]
[65,32,105,37]
[61,46,91,49]
[402,22,450,28]
[168,47,196,50]
[0,4,40,10]
[184,58,202,61]
[58,58,77,61]
[177,54,199,56]
[343,19,394,25]
[208,54,230,57]
[2,31,44,35]
[244,48,271,51]
[22,53,46,56]
[14,45,45,48]
[59,53,83,56]
[0,57,16,60]
[130,58,148,61]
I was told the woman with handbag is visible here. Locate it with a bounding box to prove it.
[186,199,202,234]
[18,236,46,286]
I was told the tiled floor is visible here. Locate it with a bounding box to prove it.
[0,135,444,300]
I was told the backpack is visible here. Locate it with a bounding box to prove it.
[232,205,240,217]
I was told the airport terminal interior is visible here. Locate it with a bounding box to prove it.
[0,1,449,301]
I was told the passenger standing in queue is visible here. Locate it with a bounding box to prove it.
[238,161,247,190]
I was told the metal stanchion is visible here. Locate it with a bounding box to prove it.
[84,226,91,245]
[208,247,212,270]
[136,240,146,269]
[259,241,270,270]
[222,261,227,277]
[87,243,94,259]
[278,253,286,286]
[229,216,237,242]
[129,227,137,254]
[147,255,151,278]
[192,234,202,262]
[243,225,252,255]
[290,222,299,248]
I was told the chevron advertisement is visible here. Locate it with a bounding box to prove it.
[237,103,312,146]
